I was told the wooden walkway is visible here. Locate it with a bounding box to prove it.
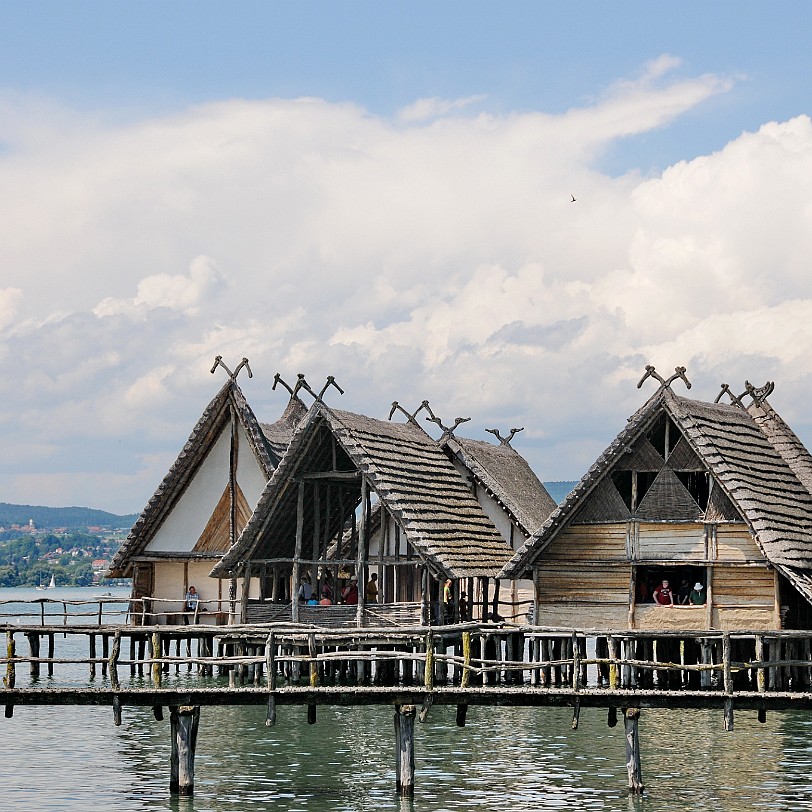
[4,618,812,796]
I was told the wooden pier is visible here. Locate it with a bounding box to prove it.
[4,615,812,797]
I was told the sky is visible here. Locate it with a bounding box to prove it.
[2,2,812,514]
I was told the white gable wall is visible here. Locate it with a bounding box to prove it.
[145,426,231,553]
[235,422,267,507]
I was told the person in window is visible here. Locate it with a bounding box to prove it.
[652,579,674,606]
[677,578,692,605]
[689,582,706,605]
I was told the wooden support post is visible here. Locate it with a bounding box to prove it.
[4,631,14,717]
[266,632,277,727]
[461,632,471,689]
[571,631,581,690]
[4,631,15,688]
[47,633,55,677]
[240,563,251,625]
[89,634,97,678]
[292,480,305,624]
[571,698,581,730]
[109,630,121,691]
[394,705,416,797]
[723,632,733,732]
[26,632,40,679]
[101,634,109,677]
[456,704,467,727]
[608,635,619,690]
[151,632,162,688]
[308,633,317,724]
[531,637,540,686]
[137,637,145,677]
[356,477,369,627]
[170,705,201,796]
[700,638,712,689]
[424,631,434,689]
[624,708,644,794]
[112,695,122,727]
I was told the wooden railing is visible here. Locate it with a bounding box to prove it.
[3,622,812,712]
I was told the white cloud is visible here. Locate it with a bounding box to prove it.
[396,95,488,123]
[94,255,225,319]
[3,61,812,512]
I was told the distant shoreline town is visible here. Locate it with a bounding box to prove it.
[0,503,137,588]
[0,484,577,588]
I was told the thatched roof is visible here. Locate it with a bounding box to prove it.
[107,382,306,578]
[213,403,513,580]
[501,385,812,581]
[441,435,556,537]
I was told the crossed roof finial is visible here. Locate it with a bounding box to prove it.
[422,401,471,440]
[637,364,692,391]
[486,427,524,448]
[715,380,775,409]
[273,373,344,403]
[388,400,431,427]
[210,356,252,382]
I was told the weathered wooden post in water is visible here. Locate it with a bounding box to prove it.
[394,704,416,797]
[624,707,643,793]
[169,705,200,796]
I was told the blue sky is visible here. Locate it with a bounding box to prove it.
[3,2,809,165]
[1,2,812,512]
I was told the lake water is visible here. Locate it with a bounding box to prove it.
[2,587,812,811]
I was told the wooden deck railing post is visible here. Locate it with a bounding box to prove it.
[109,630,121,690]
[608,636,619,690]
[152,632,162,688]
[89,634,97,678]
[25,631,40,678]
[424,631,434,689]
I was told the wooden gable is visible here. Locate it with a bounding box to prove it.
[193,482,253,553]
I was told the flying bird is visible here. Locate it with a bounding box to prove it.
[570,194,576,203]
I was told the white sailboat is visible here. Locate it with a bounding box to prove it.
[47,574,56,589]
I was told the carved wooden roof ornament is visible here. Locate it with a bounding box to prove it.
[715,380,775,409]
[273,373,344,403]
[388,399,431,427]
[485,427,524,448]
[637,364,692,391]
[210,355,252,381]
[422,401,471,441]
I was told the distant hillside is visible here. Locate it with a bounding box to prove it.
[0,503,137,530]
[543,481,578,505]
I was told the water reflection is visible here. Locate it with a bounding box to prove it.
[3,702,812,811]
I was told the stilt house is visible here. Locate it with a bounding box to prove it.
[501,367,812,631]
[441,429,556,620]
[211,398,549,627]
[107,359,306,623]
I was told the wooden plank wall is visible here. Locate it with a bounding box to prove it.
[543,524,627,562]
[636,523,705,561]
[715,525,763,561]
[537,520,780,630]
[536,563,630,628]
